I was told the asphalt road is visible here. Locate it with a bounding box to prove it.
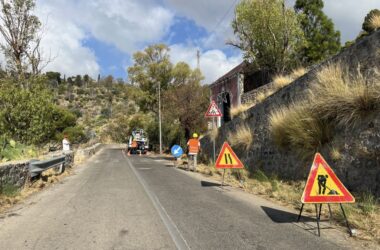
[0,147,358,249]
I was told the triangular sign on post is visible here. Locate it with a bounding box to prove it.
[215,142,244,169]
[205,101,222,117]
[301,153,355,204]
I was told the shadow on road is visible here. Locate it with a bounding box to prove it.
[148,155,174,161]
[201,180,222,187]
[261,206,314,223]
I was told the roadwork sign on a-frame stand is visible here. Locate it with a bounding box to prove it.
[297,153,355,237]
[215,142,244,187]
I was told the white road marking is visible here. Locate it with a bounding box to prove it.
[123,152,190,250]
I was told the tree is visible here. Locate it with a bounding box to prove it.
[229,0,305,74]
[163,64,208,140]
[0,76,77,144]
[83,74,90,88]
[295,0,341,64]
[362,9,380,33]
[163,80,209,140]
[74,75,82,86]
[46,71,61,84]
[0,0,42,78]
[127,44,172,112]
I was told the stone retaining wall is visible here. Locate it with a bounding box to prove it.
[241,81,276,104]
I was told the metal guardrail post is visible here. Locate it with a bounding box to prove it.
[29,155,66,178]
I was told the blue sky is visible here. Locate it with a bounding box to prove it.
[35,0,380,84]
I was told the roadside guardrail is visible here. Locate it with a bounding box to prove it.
[29,155,66,178]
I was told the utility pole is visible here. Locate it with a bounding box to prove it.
[158,81,162,155]
[197,50,200,70]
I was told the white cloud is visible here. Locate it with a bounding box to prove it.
[37,8,99,77]
[170,44,241,84]
[34,0,175,77]
[72,0,174,53]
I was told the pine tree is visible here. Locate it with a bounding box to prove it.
[295,0,341,65]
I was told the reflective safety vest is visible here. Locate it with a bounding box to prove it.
[187,139,200,154]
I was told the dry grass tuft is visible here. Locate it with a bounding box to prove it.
[229,103,253,119]
[369,14,380,31]
[273,75,293,89]
[0,168,73,213]
[255,91,267,103]
[209,127,219,142]
[228,123,253,150]
[312,63,380,128]
[270,63,380,158]
[290,67,306,79]
[330,147,342,161]
[269,104,332,159]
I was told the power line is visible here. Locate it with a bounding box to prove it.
[210,0,239,35]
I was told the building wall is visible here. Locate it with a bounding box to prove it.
[210,74,239,116]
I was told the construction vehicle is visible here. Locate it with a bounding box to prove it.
[127,128,149,155]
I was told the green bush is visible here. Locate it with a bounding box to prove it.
[0,137,37,162]
[57,126,87,144]
[0,77,79,145]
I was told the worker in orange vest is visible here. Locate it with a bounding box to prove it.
[187,133,200,171]
[128,139,138,155]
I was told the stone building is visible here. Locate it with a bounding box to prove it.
[209,62,271,124]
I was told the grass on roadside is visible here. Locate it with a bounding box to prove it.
[0,167,73,214]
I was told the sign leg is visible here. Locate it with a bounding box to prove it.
[315,204,321,237]
[221,169,226,188]
[340,204,353,236]
[318,203,323,220]
[213,117,216,164]
[297,204,304,222]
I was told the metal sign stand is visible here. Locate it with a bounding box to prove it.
[213,117,216,164]
[220,169,226,188]
[297,203,353,237]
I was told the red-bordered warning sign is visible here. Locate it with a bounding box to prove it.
[215,142,244,169]
[301,153,355,204]
[205,101,222,117]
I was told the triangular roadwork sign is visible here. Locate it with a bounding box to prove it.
[205,101,222,117]
[215,142,244,169]
[301,153,355,204]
